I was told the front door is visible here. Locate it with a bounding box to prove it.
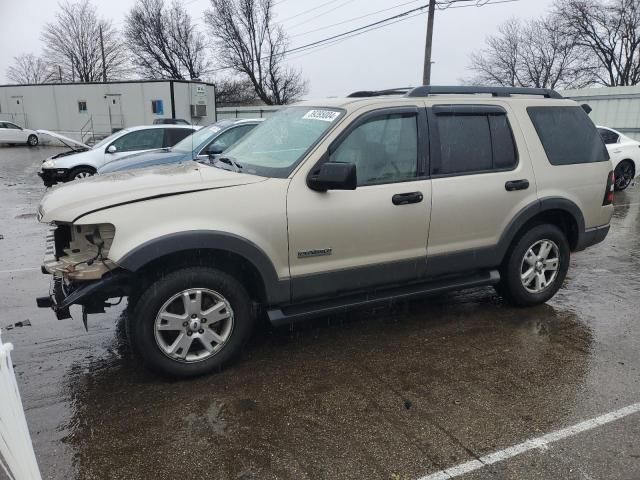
[106,95,123,132]
[286,106,432,301]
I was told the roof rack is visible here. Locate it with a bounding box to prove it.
[347,87,413,98]
[405,85,563,99]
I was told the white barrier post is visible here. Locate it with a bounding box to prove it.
[0,330,42,480]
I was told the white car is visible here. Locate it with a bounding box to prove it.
[597,126,639,190]
[38,124,198,186]
[0,121,39,146]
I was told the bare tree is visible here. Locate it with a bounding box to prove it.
[205,0,308,105]
[466,17,595,89]
[214,77,260,106]
[125,0,208,79]
[6,54,56,84]
[42,0,127,82]
[555,0,640,86]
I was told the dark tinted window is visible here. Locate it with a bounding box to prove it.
[490,115,517,169]
[597,127,620,145]
[206,124,256,152]
[165,128,193,147]
[111,129,165,152]
[330,112,418,186]
[527,106,608,165]
[434,115,492,174]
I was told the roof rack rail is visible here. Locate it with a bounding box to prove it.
[405,85,563,99]
[347,87,413,98]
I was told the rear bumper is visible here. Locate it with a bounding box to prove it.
[576,224,610,251]
[36,271,130,320]
[38,168,69,187]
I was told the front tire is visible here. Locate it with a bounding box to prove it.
[27,134,38,147]
[497,224,570,306]
[69,166,96,181]
[129,267,255,377]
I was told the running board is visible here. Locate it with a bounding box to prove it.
[267,269,500,327]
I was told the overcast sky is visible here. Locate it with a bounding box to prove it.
[0,0,555,98]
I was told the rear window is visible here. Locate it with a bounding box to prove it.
[527,106,608,165]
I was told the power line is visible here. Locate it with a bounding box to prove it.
[290,0,423,38]
[279,0,344,23]
[286,0,358,30]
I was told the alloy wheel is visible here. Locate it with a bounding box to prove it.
[520,239,560,293]
[154,288,234,363]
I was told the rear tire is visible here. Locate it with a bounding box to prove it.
[129,267,255,378]
[27,135,38,147]
[614,160,635,191]
[497,224,570,306]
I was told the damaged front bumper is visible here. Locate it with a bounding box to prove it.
[36,270,130,320]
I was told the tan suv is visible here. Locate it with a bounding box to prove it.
[36,86,614,377]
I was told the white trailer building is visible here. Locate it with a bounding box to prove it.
[562,85,640,141]
[0,79,216,142]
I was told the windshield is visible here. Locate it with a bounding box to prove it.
[172,123,224,154]
[91,129,130,150]
[221,107,344,177]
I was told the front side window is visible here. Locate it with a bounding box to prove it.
[203,124,256,154]
[110,128,165,152]
[432,112,516,175]
[528,106,608,165]
[5,122,21,130]
[222,107,343,177]
[329,112,418,186]
[597,127,620,145]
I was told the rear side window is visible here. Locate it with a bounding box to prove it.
[597,127,619,145]
[527,106,608,165]
[164,128,193,147]
[432,111,517,175]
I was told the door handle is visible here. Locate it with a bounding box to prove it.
[392,191,423,205]
[505,179,530,191]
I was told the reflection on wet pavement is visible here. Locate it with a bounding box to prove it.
[1,146,640,479]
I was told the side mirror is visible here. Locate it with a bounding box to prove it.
[207,143,225,156]
[308,162,357,192]
[107,145,117,154]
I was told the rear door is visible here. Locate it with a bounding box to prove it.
[426,103,537,276]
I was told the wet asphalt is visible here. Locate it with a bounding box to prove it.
[1,145,640,480]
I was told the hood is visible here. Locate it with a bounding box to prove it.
[37,130,90,150]
[39,161,266,223]
[98,150,189,174]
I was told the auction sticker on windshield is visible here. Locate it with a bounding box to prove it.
[303,110,341,122]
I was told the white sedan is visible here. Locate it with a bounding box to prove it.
[37,124,197,186]
[0,121,39,146]
[597,126,639,191]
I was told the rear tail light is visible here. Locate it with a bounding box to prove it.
[603,170,615,205]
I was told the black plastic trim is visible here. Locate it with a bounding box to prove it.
[270,270,500,326]
[291,257,428,301]
[576,224,610,251]
[433,104,507,115]
[117,230,290,305]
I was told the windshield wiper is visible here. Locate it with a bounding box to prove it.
[215,156,243,172]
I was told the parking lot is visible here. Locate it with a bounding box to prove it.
[1,144,640,479]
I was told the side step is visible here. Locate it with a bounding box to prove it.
[267,270,500,327]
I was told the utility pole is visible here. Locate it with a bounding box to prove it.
[422,0,436,85]
[58,65,63,83]
[99,25,107,82]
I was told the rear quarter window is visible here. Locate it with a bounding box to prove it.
[527,106,609,165]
